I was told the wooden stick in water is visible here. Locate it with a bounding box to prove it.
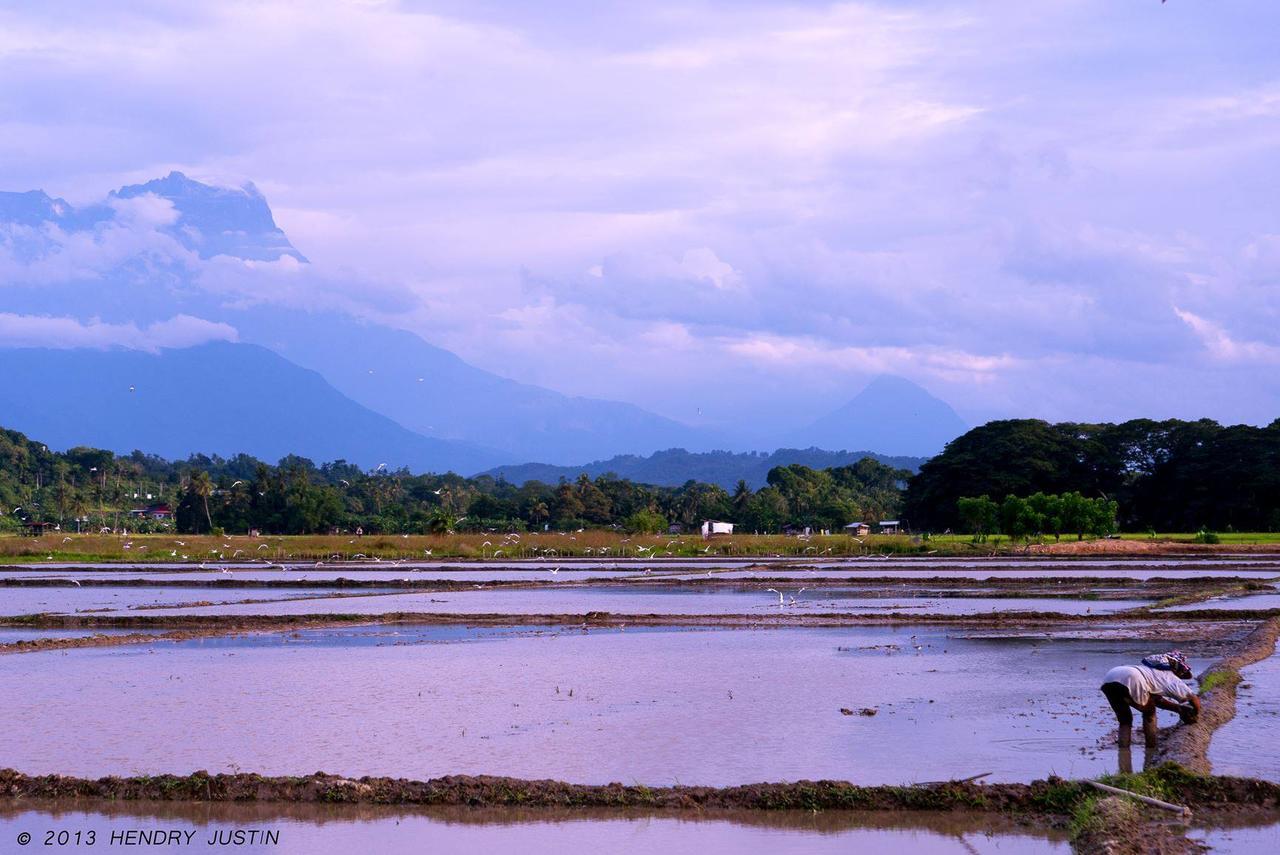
[1086,780,1192,817]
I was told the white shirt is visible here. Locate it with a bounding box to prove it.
[1104,664,1194,708]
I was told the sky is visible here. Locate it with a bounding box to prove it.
[1,0,1278,431]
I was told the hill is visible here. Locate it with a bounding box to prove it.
[481,447,925,489]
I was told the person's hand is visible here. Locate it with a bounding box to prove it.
[1179,707,1198,725]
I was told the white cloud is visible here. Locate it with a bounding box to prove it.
[0,313,237,352]
[1174,307,1280,365]
[0,0,1277,427]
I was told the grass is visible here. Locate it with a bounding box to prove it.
[1121,532,1280,544]
[2,529,1278,564]
[1197,669,1239,696]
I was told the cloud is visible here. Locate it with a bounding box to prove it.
[1174,308,1280,365]
[0,313,237,352]
[0,1,1277,429]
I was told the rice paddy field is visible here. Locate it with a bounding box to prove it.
[3,548,1279,853]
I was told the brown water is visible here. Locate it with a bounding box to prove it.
[1209,642,1280,781]
[0,625,1217,785]
[104,586,1154,617]
[0,802,1070,854]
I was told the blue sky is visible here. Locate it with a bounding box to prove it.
[1,0,1278,431]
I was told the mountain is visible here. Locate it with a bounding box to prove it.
[0,343,504,473]
[112,172,306,262]
[1,172,713,464]
[789,375,967,457]
[237,312,712,465]
[481,447,926,490]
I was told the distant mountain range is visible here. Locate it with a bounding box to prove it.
[0,343,504,473]
[0,172,968,470]
[482,447,925,490]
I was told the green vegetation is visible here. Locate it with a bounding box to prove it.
[0,426,909,536]
[1196,670,1239,696]
[907,418,1280,532]
[957,492,1116,541]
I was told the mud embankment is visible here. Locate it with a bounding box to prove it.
[1156,616,1280,774]
[1,766,1277,816]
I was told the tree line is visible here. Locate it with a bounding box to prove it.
[906,418,1280,532]
[0,426,909,536]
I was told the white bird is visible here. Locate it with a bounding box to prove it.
[340,479,351,486]
[432,488,444,495]
[766,588,784,606]
[231,481,243,488]
[257,544,269,550]
[376,463,387,471]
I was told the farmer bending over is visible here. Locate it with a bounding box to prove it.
[1100,650,1201,748]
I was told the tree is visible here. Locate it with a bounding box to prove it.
[956,495,999,540]
[189,470,213,532]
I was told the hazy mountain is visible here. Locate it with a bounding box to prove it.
[790,375,967,457]
[235,312,711,465]
[482,447,925,490]
[0,343,504,473]
[1,173,713,464]
[113,171,306,262]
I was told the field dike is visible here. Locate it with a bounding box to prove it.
[1155,616,1280,774]
[1,766,1278,854]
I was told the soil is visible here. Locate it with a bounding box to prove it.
[1155,617,1280,774]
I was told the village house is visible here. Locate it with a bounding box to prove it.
[844,522,871,536]
[701,520,735,538]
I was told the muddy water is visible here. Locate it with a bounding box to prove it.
[0,625,1216,785]
[0,802,1070,854]
[1208,642,1280,781]
[679,569,1280,581]
[1158,592,1280,612]
[0,587,406,616]
[106,585,1153,617]
[1,568,663,582]
[0,628,163,643]
[1189,814,1280,851]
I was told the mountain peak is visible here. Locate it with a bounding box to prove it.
[111,172,305,263]
[791,375,967,457]
[0,188,73,226]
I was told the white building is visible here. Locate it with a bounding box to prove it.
[701,520,735,538]
[878,520,901,534]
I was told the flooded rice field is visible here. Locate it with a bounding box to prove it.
[0,568,660,582]
[0,587,404,616]
[0,802,1071,854]
[1208,640,1280,781]
[677,568,1280,582]
[0,623,1226,785]
[0,627,163,644]
[97,585,1156,617]
[1158,591,1280,612]
[1189,815,1280,852]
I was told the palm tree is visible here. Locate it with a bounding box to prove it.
[189,470,214,532]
